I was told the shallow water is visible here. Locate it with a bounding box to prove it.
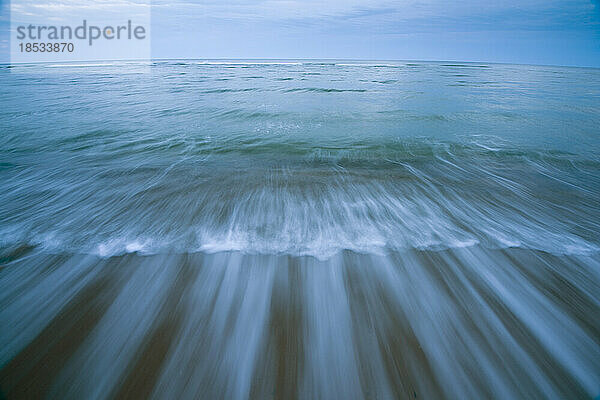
[0,60,599,399]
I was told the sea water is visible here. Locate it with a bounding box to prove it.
[0,60,599,399]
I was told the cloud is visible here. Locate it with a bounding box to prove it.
[148,0,594,22]
[3,0,598,65]
[10,0,151,22]
[9,0,599,32]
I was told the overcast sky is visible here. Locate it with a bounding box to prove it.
[1,0,599,66]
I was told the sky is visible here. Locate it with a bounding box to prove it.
[1,0,599,66]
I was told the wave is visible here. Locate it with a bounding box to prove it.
[201,88,260,93]
[1,138,598,259]
[284,88,368,93]
[441,64,491,68]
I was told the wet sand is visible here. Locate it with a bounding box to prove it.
[1,246,599,399]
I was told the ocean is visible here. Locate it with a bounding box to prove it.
[0,60,599,399]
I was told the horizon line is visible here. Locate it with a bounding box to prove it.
[2,57,600,70]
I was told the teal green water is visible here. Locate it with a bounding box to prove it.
[0,61,599,399]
